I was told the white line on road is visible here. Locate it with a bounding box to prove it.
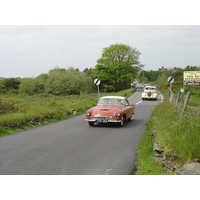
[135,100,143,105]
[105,168,112,175]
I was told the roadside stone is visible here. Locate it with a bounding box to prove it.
[153,142,164,154]
[70,109,77,115]
[153,143,200,174]
[176,162,200,175]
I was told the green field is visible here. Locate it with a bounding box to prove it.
[0,88,135,136]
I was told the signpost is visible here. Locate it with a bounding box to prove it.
[94,78,101,99]
[167,76,174,103]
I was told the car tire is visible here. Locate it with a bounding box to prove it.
[128,114,133,122]
[88,122,94,126]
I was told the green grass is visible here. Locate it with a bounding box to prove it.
[136,91,200,174]
[136,117,173,175]
[0,88,135,136]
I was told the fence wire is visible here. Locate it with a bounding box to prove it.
[171,91,200,117]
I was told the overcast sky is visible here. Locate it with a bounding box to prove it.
[1,25,200,78]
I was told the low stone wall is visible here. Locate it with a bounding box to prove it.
[154,142,200,175]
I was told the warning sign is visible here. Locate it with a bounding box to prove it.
[183,71,200,85]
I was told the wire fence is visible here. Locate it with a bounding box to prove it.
[170,91,200,118]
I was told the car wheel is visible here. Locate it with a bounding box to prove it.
[88,122,94,126]
[128,114,133,122]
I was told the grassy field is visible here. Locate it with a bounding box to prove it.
[0,88,135,136]
[136,91,200,175]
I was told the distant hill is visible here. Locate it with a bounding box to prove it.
[0,77,5,80]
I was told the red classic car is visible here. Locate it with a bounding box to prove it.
[85,96,135,127]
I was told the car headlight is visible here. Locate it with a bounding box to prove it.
[115,112,120,116]
[86,111,91,115]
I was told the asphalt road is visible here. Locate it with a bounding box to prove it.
[0,91,162,175]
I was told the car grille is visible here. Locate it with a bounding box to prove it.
[92,117,107,121]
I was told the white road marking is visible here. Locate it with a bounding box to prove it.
[135,100,143,105]
[105,168,112,175]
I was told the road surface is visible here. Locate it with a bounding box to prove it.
[0,91,162,175]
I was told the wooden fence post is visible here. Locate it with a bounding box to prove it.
[180,91,191,119]
[175,91,180,111]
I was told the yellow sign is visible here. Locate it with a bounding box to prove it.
[183,71,200,85]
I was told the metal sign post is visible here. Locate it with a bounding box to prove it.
[167,76,174,103]
[94,78,101,99]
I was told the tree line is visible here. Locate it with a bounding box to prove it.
[0,67,95,95]
[1,43,143,95]
[1,42,200,96]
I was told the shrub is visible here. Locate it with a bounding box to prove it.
[0,98,22,114]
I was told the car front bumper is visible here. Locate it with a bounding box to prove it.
[142,96,157,99]
[142,93,157,99]
[86,116,122,123]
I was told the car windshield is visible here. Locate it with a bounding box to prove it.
[145,87,156,91]
[97,98,124,106]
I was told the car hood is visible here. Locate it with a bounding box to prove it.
[90,105,123,116]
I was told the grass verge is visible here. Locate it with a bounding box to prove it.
[0,88,135,136]
[136,92,200,175]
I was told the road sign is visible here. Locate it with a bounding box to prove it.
[167,77,174,103]
[167,77,174,84]
[94,78,101,86]
[94,79,101,98]
[183,71,200,85]
[180,88,184,93]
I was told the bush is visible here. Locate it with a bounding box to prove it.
[19,67,95,96]
[0,97,22,114]
[45,67,94,95]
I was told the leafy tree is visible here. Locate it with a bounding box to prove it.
[94,43,142,92]
[140,77,149,84]
[34,73,48,93]
[19,67,94,96]
[137,70,161,83]
[83,68,95,79]
[45,67,94,95]
[147,70,161,82]
[184,65,200,71]
[1,78,21,93]
[19,78,37,95]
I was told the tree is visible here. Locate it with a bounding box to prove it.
[1,78,21,93]
[184,65,200,71]
[19,78,37,95]
[19,67,95,96]
[83,68,95,79]
[45,67,94,95]
[94,43,142,92]
[137,70,161,83]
